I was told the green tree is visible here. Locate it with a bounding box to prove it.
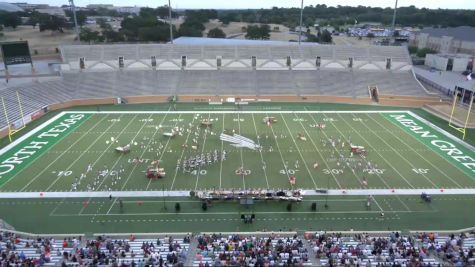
[39,15,68,33]
[408,46,418,54]
[1,12,22,29]
[79,27,102,44]
[319,29,332,43]
[65,10,87,26]
[245,24,270,40]
[207,27,226,38]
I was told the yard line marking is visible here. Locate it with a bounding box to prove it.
[335,113,415,189]
[375,113,464,188]
[48,197,66,216]
[280,114,318,189]
[318,113,365,187]
[106,197,118,215]
[89,114,145,191]
[301,111,342,189]
[170,115,198,190]
[265,112,294,189]
[237,113,246,190]
[251,113,269,189]
[19,115,110,192]
[362,114,439,188]
[49,209,434,217]
[45,114,134,192]
[336,113,413,211]
[304,112,361,189]
[371,196,384,212]
[120,110,171,190]
[146,113,182,190]
[218,113,225,189]
[194,113,211,191]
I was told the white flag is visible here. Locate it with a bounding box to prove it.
[467,74,473,81]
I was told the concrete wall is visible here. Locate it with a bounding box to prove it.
[425,54,448,70]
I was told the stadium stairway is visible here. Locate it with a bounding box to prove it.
[184,236,199,267]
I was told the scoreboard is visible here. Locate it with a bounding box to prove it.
[0,41,32,68]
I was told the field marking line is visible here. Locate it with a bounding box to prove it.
[81,113,155,215]
[280,113,318,189]
[0,114,95,190]
[376,113,465,188]
[407,111,475,153]
[146,113,183,190]
[237,113,246,190]
[106,197,118,215]
[218,113,225,189]
[87,114,144,191]
[170,115,198,190]
[251,113,269,189]
[335,113,415,190]
[61,110,409,115]
[363,114,438,188]
[301,111,343,189]
[371,197,384,212]
[318,113,366,187]
[0,112,67,156]
[308,112,367,188]
[120,110,172,190]
[347,113,435,189]
[264,112,294,189]
[78,114,152,219]
[18,115,109,192]
[194,113,211,191]
[46,114,136,192]
[49,197,66,216]
[50,209,434,217]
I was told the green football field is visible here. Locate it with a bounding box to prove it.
[0,106,474,234]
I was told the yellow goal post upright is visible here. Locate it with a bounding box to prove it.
[448,86,474,140]
[1,91,27,142]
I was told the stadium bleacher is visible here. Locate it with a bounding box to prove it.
[61,44,411,64]
[2,230,473,266]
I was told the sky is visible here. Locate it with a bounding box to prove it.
[6,0,475,10]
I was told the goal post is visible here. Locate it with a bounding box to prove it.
[448,88,474,140]
[1,91,27,142]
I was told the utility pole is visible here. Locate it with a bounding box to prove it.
[391,0,398,34]
[69,0,80,42]
[168,0,174,44]
[298,0,304,45]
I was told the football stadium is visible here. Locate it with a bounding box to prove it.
[0,43,474,266]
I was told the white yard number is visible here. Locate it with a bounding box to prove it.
[412,168,429,174]
[323,169,343,175]
[323,118,336,122]
[170,118,183,122]
[352,118,362,122]
[109,118,120,122]
[191,170,207,175]
[363,169,386,175]
[139,118,153,122]
[57,171,72,177]
[233,118,244,122]
[293,118,306,122]
[280,169,298,175]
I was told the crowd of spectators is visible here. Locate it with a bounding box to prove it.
[1,231,191,267]
[418,231,475,267]
[0,230,71,266]
[194,233,310,266]
[310,231,443,266]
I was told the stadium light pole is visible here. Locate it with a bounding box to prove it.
[298,0,304,45]
[69,0,80,42]
[391,0,398,34]
[168,0,174,44]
